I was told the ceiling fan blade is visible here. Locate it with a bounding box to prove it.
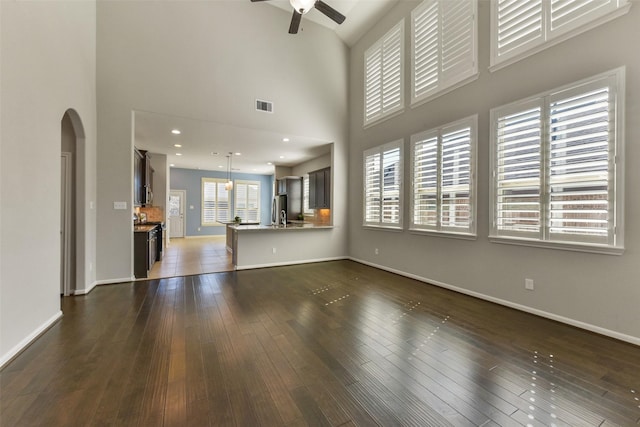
[314,0,345,24]
[250,0,272,2]
[289,10,302,34]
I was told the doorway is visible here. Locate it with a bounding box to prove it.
[169,189,186,238]
[60,109,87,296]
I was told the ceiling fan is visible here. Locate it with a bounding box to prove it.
[251,0,346,34]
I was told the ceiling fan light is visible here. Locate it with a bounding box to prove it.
[290,0,315,14]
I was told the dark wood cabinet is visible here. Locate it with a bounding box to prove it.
[134,225,159,278]
[134,148,144,206]
[309,167,330,209]
[134,148,153,206]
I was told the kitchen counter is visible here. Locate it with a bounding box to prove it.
[228,223,333,232]
[134,224,159,232]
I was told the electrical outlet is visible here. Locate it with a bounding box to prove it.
[89,262,93,272]
[525,278,534,291]
[272,247,277,254]
[375,248,379,255]
[113,201,127,210]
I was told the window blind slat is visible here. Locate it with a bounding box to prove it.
[412,0,476,104]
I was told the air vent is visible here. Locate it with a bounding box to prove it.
[256,99,274,113]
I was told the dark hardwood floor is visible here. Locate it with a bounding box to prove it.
[2,260,639,426]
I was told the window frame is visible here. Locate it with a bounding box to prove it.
[410,0,478,107]
[234,180,261,223]
[364,20,405,128]
[490,0,631,71]
[410,115,478,238]
[201,177,231,226]
[363,139,404,230]
[489,67,625,254]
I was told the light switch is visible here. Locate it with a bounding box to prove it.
[113,201,127,210]
[190,205,194,210]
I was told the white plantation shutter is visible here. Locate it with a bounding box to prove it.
[491,68,624,251]
[364,21,404,126]
[412,0,477,105]
[364,140,403,227]
[364,152,381,223]
[382,147,402,224]
[494,104,542,236]
[493,0,543,64]
[440,127,472,230]
[411,116,476,235]
[492,0,629,68]
[547,85,612,243]
[412,132,438,228]
[550,0,617,36]
[202,178,230,225]
[235,181,260,223]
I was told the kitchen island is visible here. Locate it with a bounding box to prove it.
[228,223,338,269]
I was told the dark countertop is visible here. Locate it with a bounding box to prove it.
[134,224,161,233]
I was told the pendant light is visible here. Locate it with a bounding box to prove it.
[225,152,233,191]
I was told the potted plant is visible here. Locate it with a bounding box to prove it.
[234,216,241,224]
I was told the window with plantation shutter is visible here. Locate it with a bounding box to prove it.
[364,140,403,228]
[234,180,260,223]
[411,116,477,236]
[491,0,630,69]
[202,178,230,225]
[411,0,477,106]
[494,103,542,236]
[364,20,404,127]
[490,68,625,253]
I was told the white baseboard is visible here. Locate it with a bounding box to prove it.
[349,257,640,347]
[236,256,348,271]
[0,311,63,370]
[95,276,135,286]
[185,235,225,239]
[73,280,98,295]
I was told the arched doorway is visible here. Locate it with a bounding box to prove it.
[60,109,86,296]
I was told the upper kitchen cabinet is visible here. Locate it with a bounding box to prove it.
[134,148,154,206]
[309,167,330,209]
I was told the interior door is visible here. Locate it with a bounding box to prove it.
[169,190,185,238]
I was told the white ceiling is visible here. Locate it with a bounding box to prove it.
[264,0,398,46]
[134,110,333,175]
[132,0,397,174]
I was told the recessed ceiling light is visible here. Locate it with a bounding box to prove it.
[218,165,224,168]
[267,162,273,165]
[170,164,175,167]
[235,152,241,156]
[283,138,290,142]
[211,151,218,156]
[176,153,182,156]
[279,155,285,159]
[171,129,181,135]
[174,144,182,148]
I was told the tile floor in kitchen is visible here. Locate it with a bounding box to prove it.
[148,236,233,279]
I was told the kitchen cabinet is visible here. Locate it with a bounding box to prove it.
[134,148,143,206]
[309,167,330,209]
[134,148,153,206]
[134,225,159,278]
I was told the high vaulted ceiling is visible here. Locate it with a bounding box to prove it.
[261,0,398,46]
[133,0,397,174]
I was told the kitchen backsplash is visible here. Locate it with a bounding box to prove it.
[139,206,164,222]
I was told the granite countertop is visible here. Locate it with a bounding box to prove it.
[229,223,333,232]
[134,224,161,232]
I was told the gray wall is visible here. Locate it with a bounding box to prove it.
[348,1,640,342]
[1,0,98,365]
[170,168,274,235]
